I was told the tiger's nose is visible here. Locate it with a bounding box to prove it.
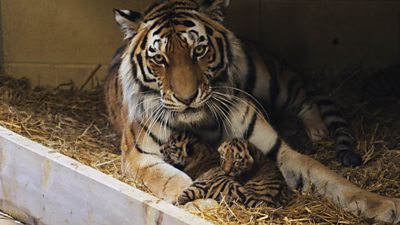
[175,90,198,105]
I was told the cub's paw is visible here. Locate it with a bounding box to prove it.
[177,192,192,206]
[337,150,363,167]
[348,194,400,223]
[183,199,219,212]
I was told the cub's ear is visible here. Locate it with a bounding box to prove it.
[114,9,143,39]
[199,0,230,22]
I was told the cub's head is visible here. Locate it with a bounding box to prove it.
[160,132,197,166]
[217,138,254,176]
[114,0,241,125]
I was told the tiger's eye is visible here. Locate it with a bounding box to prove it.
[153,54,165,64]
[193,45,207,57]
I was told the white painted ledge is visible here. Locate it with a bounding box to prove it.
[0,126,212,225]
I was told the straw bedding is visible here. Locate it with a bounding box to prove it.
[0,74,398,225]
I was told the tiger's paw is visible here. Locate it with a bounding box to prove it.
[305,125,328,142]
[347,194,400,223]
[183,199,219,212]
[163,174,193,203]
[337,150,363,167]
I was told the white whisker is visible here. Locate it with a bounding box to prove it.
[211,95,241,137]
[137,105,162,146]
[212,86,270,122]
[210,97,232,137]
[213,91,270,124]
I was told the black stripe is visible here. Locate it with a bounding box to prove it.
[236,188,246,201]
[155,114,176,131]
[136,54,156,83]
[321,110,344,121]
[257,192,275,200]
[152,20,171,36]
[248,180,282,187]
[295,173,304,191]
[337,138,354,147]
[269,71,280,109]
[146,7,197,22]
[139,122,164,146]
[266,138,282,162]
[221,32,233,63]
[205,25,214,36]
[216,179,230,196]
[162,174,177,193]
[241,105,251,124]
[130,127,157,155]
[135,53,145,77]
[184,189,195,201]
[117,10,142,23]
[243,112,257,139]
[174,19,196,27]
[136,77,158,93]
[327,121,348,132]
[143,162,164,171]
[243,47,256,94]
[281,77,299,110]
[129,57,158,94]
[130,14,173,56]
[210,37,226,73]
[316,99,335,107]
[144,1,163,15]
[140,35,148,50]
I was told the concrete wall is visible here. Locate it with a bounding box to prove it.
[0,0,399,87]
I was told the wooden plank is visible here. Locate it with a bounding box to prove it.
[0,1,4,74]
[0,211,22,225]
[0,126,212,225]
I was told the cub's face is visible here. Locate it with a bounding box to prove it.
[160,132,194,166]
[218,139,254,176]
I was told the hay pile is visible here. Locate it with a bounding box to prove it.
[0,75,398,225]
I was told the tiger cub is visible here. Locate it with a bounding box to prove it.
[218,139,291,207]
[160,132,219,180]
[160,132,246,205]
[161,132,289,207]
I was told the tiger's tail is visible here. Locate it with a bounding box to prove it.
[362,64,400,99]
[311,94,362,166]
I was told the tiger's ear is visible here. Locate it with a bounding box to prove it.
[199,0,230,22]
[114,9,143,39]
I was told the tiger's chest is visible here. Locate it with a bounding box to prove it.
[173,119,225,147]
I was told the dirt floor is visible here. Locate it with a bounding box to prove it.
[0,74,398,225]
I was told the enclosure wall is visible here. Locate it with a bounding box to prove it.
[0,0,399,88]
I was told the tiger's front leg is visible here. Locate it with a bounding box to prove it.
[227,99,400,223]
[120,122,192,203]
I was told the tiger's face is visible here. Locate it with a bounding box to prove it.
[141,22,213,119]
[115,0,238,125]
[217,139,254,177]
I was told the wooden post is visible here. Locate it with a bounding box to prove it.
[0,126,212,225]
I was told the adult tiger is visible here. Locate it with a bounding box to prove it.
[105,0,400,223]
